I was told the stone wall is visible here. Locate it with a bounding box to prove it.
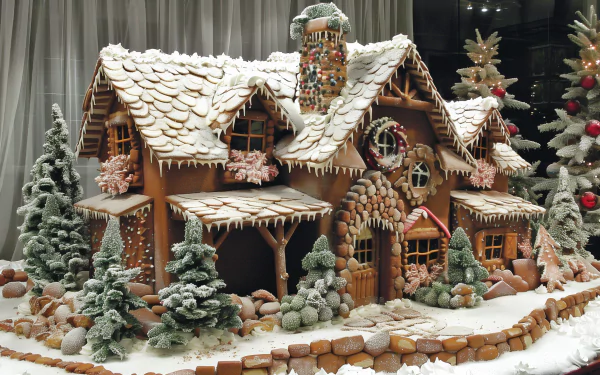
[0,287,598,375]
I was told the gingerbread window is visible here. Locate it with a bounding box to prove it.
[229,119,267,153]
[354,226,375,267]
[472,133,489,161]
[110,124,133,156]
[484,234,503,260]
[376,130,397,157]
[406,238,439,267]
[395,144,443,206]
[411,162,430,188]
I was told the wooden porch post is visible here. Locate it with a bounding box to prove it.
[257,222,299,300]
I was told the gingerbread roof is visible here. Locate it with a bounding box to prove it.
[444,97,510,147]
[490,143,531,175]
[274,35,475,174]
[166,185,332,230]
[435,144,476,177]
[403,206,451,238]
[74,193,153,220]
[450,190,545,223]
[76,44,301,169]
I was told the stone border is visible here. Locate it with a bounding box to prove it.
[0,287,598,375]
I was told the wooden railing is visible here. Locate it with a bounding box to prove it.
[351,267,378,307]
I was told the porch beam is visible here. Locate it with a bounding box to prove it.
[376,95,435,112]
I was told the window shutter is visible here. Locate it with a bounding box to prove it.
[474,230,485,261]
[503,232,518,259]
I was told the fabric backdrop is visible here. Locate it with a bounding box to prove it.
[0,0,413,260]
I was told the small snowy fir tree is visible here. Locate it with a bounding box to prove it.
[546,167,590,259]
[17,104,89,292]
[148,217,241,348]
[414,228,488,309]
[281,235,352,331]
[452,29,530,110]
[78,219,147,362]
[534,226,567,292]
[509,161,545,205]
[289,2,350,40]
[534,6,600,237]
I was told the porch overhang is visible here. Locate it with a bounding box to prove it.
[74,193,153,220]
[166,185,332,231]
[450,190,545,223]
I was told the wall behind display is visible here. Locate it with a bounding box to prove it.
[0,0,412,260]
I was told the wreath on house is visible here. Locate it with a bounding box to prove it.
[363,117,408,172]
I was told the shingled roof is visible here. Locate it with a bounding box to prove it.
[451,190,545,223]
[76,45,301,171]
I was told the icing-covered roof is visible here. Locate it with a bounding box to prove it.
[490,143,531,175]
[444,97,509,146]
[166,185,332,230]
[74,193,153,219]
[76,45,300,167]
[450,190,545,223]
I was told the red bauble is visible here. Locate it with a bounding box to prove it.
[507,123,519,137]
[491,87,506,98]
[581,75,597,90]
[580,191,598,209]
[586,120,600,137]
[565,100,581,115]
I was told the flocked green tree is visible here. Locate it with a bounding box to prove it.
[148,217,241,349]
[546,167,591,260]
[280,235,352,331]
[17,104,89,292]
[289,2,350,40]
[415,228,488,309]
[78,219,147,362]
[534,6,600,237]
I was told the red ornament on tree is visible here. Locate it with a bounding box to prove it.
[580,75,597,90]
[585,120,600,137]
[580,191,598,209]
[565,100,581,115]
[506,123,519,137]
[491,87,506,98]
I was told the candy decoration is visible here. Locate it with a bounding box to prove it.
[565,100,581,115]
[491,87,506,98]
[585,119,600,137]
[580,191,598,209]
[580,75,597,90]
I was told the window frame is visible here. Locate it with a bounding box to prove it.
[354,226,376,268]
[405,238,440,268]
[229,118,267,154]
[472,132,489,161]
[484,233,504,260]
[411,161,430,188]
[109,122,133,157]
[376,129,397,157]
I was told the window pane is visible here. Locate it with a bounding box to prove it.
[249,137,263,151]
[407,240,417,254]
[418,240,428,253]
[429,239,439,251]
[485,235,493,247]
[250,121,264,135]
[377,131,396,156]
[234,120,249,134]
[493,248,502,259]
[418,255,427,265]
[493,235,503,247]
[407,254,417,264]
[231,136,247,150]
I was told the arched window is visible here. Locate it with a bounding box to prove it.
[376,130,396,157]
[354,226,375,267]
[411,162,430,188]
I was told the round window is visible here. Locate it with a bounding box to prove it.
[411,162,430,188]
[376,130,397,157]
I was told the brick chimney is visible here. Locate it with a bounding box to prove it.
[298,17,348,115]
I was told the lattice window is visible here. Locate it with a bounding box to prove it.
[230,119,266,153]
[484,234,503,259]
[376,130,396,157]
[354,226,375,267]
[472,133,488,161]
[411,162,430,188]
[406,238,440,267]
[110,124,132,156]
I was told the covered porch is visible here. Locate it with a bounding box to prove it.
[166,185,332,300]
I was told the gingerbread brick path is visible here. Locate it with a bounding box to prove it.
[1,286,599,375]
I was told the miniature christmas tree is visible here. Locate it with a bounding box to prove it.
[148,217,241,349]
[534,226,566,292]
[78,219,147,362]
[281,235,352,330]
[535,6,600,236]
[414,228,488,309]
[17,104,89,292]
[452,30,529,110]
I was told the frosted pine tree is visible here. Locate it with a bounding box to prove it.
[414,228,488,309]
[546,168,591,259]
[79,219,147,362]
[452,30,530,110]
[148,217,241,349]
[281,235,352,331]
[17,104,89,292]
[535,6,600,237]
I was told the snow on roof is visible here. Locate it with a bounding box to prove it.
[74,193,153,219]
[166,185,332,231]
[76,44,301,169]
[444,97,509,146]
[450,190,545,223]
[490,143,531,175]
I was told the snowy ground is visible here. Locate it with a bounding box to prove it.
[0,270,598,374]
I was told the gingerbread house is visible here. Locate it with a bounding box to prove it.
[74,16,543,307]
